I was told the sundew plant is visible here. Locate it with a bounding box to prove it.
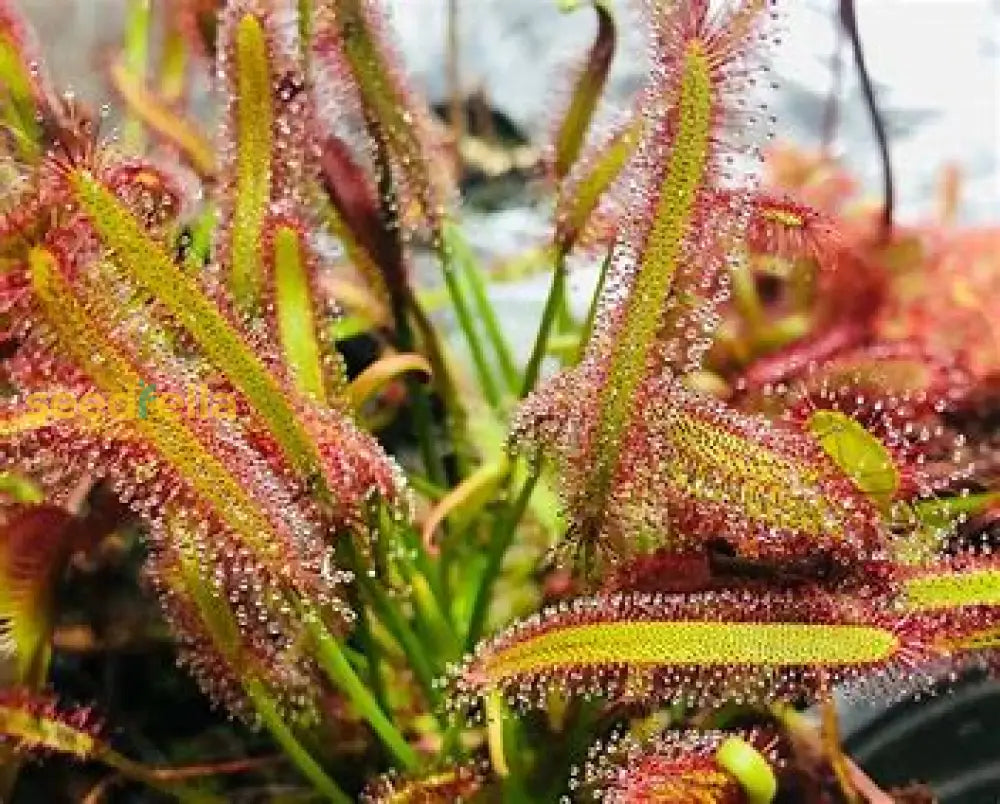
[0,0,999,801]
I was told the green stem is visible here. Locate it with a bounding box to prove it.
[576,246,612,364]
[121,0,151,151]
[356,569,444,715]
[240,680,351,803]
[395,518,450,622]
[464,471,538,649]
[407,473,448,501]
[438,226,504,408]
[409,292,471,478]
[389,280,447,487]
[354,598,389,717]
[303,610,419,770]
[447,223,520,393]
[521,250,567,397]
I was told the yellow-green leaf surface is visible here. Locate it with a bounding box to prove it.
[584,41,713,532]
[808,410,899,509]
[67,173,329,500]
[273,225,332,404]
[475,620,898,684]
[230,13,274,308]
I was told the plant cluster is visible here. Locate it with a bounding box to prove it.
[0,0,998,801]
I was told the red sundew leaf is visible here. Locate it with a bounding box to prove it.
[575,729,781,804]
[313,0,452,234]
[359,763,486,804]
[452,589,969,713]
[602,548,897,597]
[0,504,74,685]
[0,688,102,760]
[0,244,370,720]
[317,133,400,307]
[879,227,1000,381]
[727,195,889,392]
[762,144,859,215]
[514,0,785,571]
[518,365,890,580]
[761,341,976,502]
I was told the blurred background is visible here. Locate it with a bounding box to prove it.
[18,0,1000,223]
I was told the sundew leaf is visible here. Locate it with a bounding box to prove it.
[108,59,217,178]
[267,219,348,405]
[226,12,273,308]
[574,728,781,804]
[716,737,778,804]
[553,0,616,181]
[216,1,313,312]
[360,764,485,804]
[555,117,643,255]
[64,173,331,500]
[516,0,784,569]
[315,0,446,231]
[0,506,74,686]
[0,689,100,760]
[453,590,955,712]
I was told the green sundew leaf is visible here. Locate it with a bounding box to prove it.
[273,226,329,404]
[904,565,1000,611]
[0,33,41,162]
[556,117,642,254]
[807,410,899,509]
[231,13,273,309]
[716,737,777,804]
[69,173,328,499]
[554,0,616,180]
